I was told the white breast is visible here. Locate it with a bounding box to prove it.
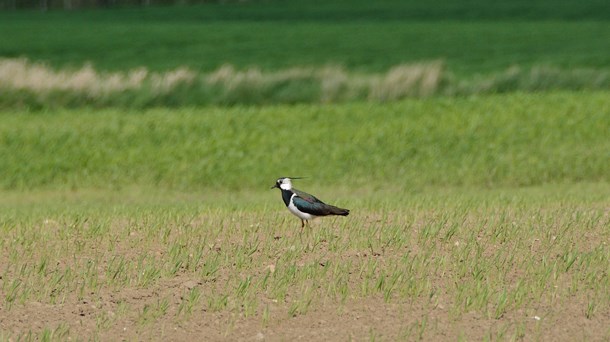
[287,194,315,220]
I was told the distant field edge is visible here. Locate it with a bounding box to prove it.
[2,0,610,21]
[1,182,609,211]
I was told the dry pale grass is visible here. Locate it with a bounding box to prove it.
[207,62,444,101]
[1,58,608,108]
[0,58,195,95]
[1,58,443,100]
[206,64,266,91]
[369,61,444,100]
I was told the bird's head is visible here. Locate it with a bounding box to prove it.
[271,177,302,190]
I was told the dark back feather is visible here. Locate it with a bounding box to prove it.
[292,188,349,216]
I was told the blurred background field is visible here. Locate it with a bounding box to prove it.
[1,0,610,108]
[1,0,609,73]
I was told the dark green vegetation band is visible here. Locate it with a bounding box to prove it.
[3,0,608,19]
[1,1,609,75]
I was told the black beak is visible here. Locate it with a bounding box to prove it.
[271,183,279,189]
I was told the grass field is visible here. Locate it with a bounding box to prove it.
[1,0,609,75]
[1,92,609,190]
[1,93,609,339]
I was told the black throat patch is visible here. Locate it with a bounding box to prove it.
[280,189,293,207]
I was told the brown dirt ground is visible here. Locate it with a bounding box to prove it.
[2,266,609,341]
[2,292,609,341]
[1,209,609,341]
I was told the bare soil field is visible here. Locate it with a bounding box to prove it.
[1,188,608,341]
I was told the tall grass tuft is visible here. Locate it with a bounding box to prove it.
[0,58,195,95]
[1,58,609,109]
[369,61,444,100]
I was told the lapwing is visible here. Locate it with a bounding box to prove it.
[271,177,349,229]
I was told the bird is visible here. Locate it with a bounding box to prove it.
[271,177,349,229]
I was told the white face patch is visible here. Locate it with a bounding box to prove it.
[279,177,292,190]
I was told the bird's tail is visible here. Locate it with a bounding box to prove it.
[330,206,350,216]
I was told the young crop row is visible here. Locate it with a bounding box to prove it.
[0,186,608,339]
